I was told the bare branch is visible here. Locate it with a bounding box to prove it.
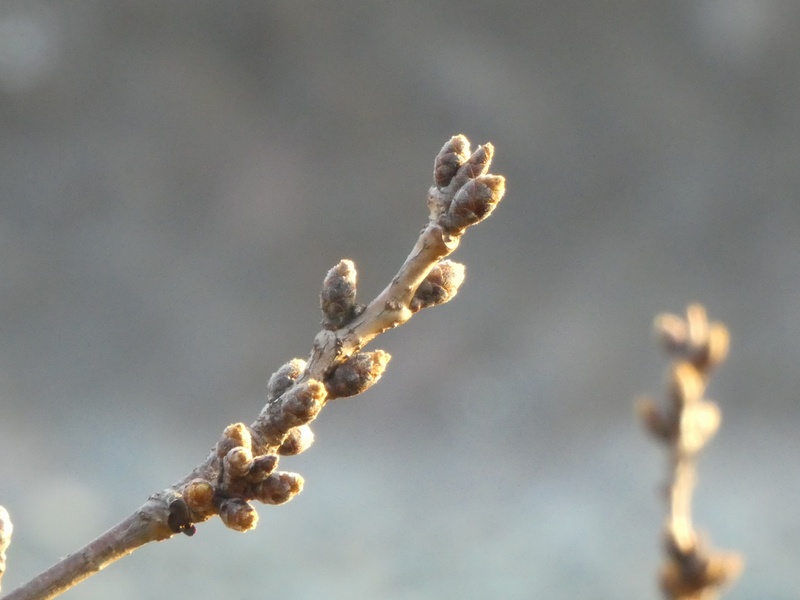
[2,135,506,600]
[0,506,12,594]
[636,304,743,600]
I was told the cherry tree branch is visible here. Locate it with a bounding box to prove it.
[637,304,743,600]
[2,135,505,600]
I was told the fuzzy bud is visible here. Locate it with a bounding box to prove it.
[218,498,258,532]
[324,350,391,399]
[183,479,215,518]
[225,446,254,480]
[320,259,362,330]
[434,134,471,188]
[410,260,466,313]
[277,424,315,456]
[438,174,505,235]
[248,455,279,482]
[253,472,305,505]
[450,143,494,190]
[267,358,307,402]
[669,362,704,408]
[280,379,328,426]
[216,422,252,458]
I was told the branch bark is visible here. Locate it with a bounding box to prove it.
[2,135,505,600]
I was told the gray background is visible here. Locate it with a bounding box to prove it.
[1,1,799,598]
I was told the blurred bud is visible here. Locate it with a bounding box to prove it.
[653,312,689,354]
[679,400,721,455]
[320,259,362,330]
[669,362,704,407]
[635,396,675,442]
[324,350,391,399]
[410,260,466,313]
[277,424,315,456]
[253,472,304,505]
[218,498,258,532]
[267,358,307,402]
[434,134,470,188]
[702,323,730,371]
[216,422,252,458]
[183,479,215,517]
[438,175,505,235]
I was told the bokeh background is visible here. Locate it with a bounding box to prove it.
[1,2,799,598]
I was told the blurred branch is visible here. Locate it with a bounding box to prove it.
[636,304,743,600]
[0,506,11,594]
[1,135,505,600]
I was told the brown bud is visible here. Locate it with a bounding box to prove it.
[225,446,254,480]
[635,396,675,442]
[324,350,391,399]
[248,455,279,482]
[277,424,315,456]
[450,143,494,190]
[320,259,362,330]
[280,380,328,427]
[653,312,689,355]
[438,174,505,235]
[183,479,215,517]
[267,358,307,402]
[410,260,466,313]
[216,423,252,458]
[218,498,258,532]
[669,362,704,408]
[253,472,304,505]
[434,134,471,188]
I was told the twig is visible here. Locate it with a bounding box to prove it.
[0,506,11,594]
[636,304,743,600]
[1,135,506,600]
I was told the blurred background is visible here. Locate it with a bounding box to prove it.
[1,1,799,598]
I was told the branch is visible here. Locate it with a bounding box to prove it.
[0,506,11,595]
[636,304,743,600]
[2,135,506,600]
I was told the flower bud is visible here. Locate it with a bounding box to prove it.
[438,174,505,235]
[324,350,391,399]
[267,358,307,402]
[183,479,215,517]
[410,260,466,313]
[320,259,361,330]
[253,472,304,505]
[450,143,494,190]
[218,498,258,532]
[216,422,252,458]
[277,424,315,456]
[433,134,470,188]
[248,455,279,482]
